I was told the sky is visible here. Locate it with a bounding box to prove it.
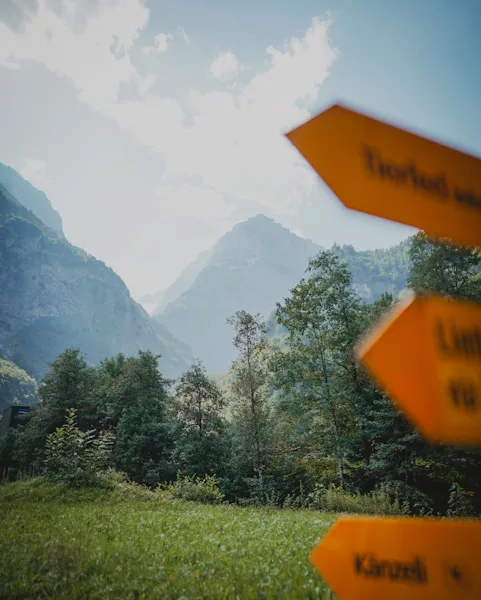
[0,0,480,300]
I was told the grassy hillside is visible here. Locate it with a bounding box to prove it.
[0,480,333,599]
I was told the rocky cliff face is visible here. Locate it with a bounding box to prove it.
[0,183,192,381]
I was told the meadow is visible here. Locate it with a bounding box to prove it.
[0,480,334,599]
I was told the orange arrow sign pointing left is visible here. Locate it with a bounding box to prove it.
[286,104,481,249]
[311,516,481,600]
[356,293,481,446]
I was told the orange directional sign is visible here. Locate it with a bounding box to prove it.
[286,104,481,249]
[356,293,481,445]
[311,516,481,600]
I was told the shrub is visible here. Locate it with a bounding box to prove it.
[237,474,281,507]
[97,467,129,488]
[157,473,224,504]
[306,483,407,516]
[44,408,115,488]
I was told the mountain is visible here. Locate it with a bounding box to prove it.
[140,249,214,316]
[0,163,63,235]
[155,215,412,374]
[0,181,193,382]
[153,248,213,316]
[155,214,322,373]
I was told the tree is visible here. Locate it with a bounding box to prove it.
[227,311,270,478]
[271,252,360,486]
[171,361,227,477]
[113,351,173,486]
[14,348,96,471]
[406,232,481,513]
[408,232,481,300]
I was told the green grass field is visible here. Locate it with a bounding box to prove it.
[0,480,334,599]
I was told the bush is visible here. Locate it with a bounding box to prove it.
[305,483,407,516]
[237,474,282,507]
[157,473,224,504]
[97,467,129,488]
[44,408,115,488]
[378,480,433,516]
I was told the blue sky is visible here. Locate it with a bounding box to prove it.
[0,0,480,300]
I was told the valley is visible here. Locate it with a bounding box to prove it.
[0,162,411,385]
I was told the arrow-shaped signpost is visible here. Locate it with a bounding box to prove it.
[310,516,481,600]
[356,292,481,445]
[286,103,481,249]
[285,104,481,600]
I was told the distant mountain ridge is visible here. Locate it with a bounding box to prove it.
[0,169,193,382]
[0,163,63,235]
[154,215,411,374]
[153,247,213,316]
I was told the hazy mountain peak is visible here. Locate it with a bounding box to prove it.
[237,213,277,227]
[155,215,322,372]
[231,213,298,236]
[211,214,320,262]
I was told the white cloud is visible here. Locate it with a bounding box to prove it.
[0,3,339,295]
[141,25,190,55]
[0,3,337,218]
[245,16,338,128]
[142,31,173,55]
[160,16,338,215]
[210,50,244,82]
[0,0,151,110]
